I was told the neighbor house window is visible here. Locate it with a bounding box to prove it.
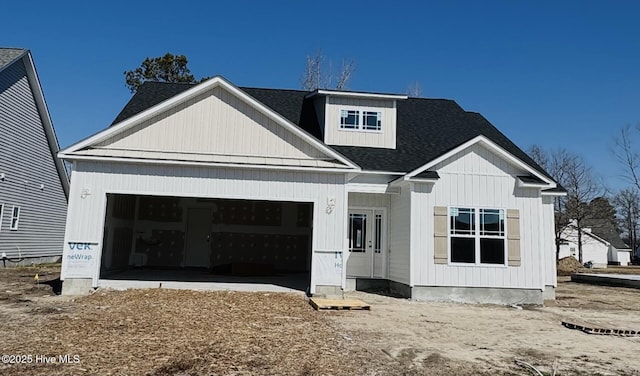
[340,110,360,129]
[339,109,382,131]
[449,207,505,265]
[10,206,20,230]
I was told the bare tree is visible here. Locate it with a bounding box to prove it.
[612,187,640,253]
[301,50,356,91]
[563,154,604,263]
[406,81,423,97]
[528,146,574,261]
[614,124,640,191]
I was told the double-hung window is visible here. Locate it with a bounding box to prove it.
[10,206,20,230]
[339,109,382,131]
[449,207,505,265]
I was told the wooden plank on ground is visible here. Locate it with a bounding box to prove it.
[309,297,370,311]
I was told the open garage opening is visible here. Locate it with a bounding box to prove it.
[99,194,313,292]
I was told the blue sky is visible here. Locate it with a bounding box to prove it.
[3,1,639,191]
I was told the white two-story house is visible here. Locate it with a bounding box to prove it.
[59,76,562,304]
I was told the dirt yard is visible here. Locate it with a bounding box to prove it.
[1,266,639,375]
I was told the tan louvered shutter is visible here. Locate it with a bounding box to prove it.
[434,206,448,264]
[507,209,521,266]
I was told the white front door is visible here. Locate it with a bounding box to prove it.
[346,209,386,278]
[185,208,212,267]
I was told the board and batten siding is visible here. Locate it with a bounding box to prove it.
[95,86,327,162]
[0,58,67,259]
[323,96,397,149]
[411,143,548,290]
[62,161,347,292]
[348,192,389,209]
[388,185,411,284]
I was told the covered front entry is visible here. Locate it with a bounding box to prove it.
[346,208,386,278]
[100,194,313,291]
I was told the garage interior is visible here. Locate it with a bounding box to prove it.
[99,194,313,292]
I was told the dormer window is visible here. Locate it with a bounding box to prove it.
[340,110,360,129]
[363,111,381,131]
[340,109,382,132]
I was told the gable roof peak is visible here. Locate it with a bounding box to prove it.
[0,47,28,70]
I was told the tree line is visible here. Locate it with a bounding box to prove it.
[529,133,640,264]
[123,51,423,96]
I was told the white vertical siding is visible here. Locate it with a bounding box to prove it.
[389,185,411,284]
[324,97,396,149]
[96,86,326,160]
[348,192,389,208]
[412,143,546,289]
[61,161,346,291]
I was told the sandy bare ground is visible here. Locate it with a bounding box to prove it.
[335,278,640,375]
[1,266,640,375]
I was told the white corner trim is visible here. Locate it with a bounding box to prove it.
[541,190,567,197]
[60,76,359,170]
[405,135,555,187]
[406,177,438,184]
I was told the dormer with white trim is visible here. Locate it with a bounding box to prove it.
[307,90,407,149]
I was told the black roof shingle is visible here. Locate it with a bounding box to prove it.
[109,81,556,181]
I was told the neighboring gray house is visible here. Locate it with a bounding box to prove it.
[0,48,69,265]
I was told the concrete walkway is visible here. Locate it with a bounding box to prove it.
[571,273,640,289]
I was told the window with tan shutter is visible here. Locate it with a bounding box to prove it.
[448,207,507,265]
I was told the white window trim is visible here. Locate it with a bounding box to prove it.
[338,108,383,133]
[10,206,20,231]
[447,206,508,267]
[340,109,360,130]
[0,204,3,232]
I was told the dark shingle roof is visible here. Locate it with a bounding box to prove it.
[109,81,556,180]
[584,219,629,250]
[0,48,26,69]
[112,82,195,124]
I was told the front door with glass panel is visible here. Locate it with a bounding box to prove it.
[346,209,385,277]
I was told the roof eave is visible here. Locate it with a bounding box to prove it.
[306,89,407,100]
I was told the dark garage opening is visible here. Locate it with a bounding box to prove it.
[100,194,313,291]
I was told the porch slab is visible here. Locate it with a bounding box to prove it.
[97,269,309,293]
[98,279,305,293]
